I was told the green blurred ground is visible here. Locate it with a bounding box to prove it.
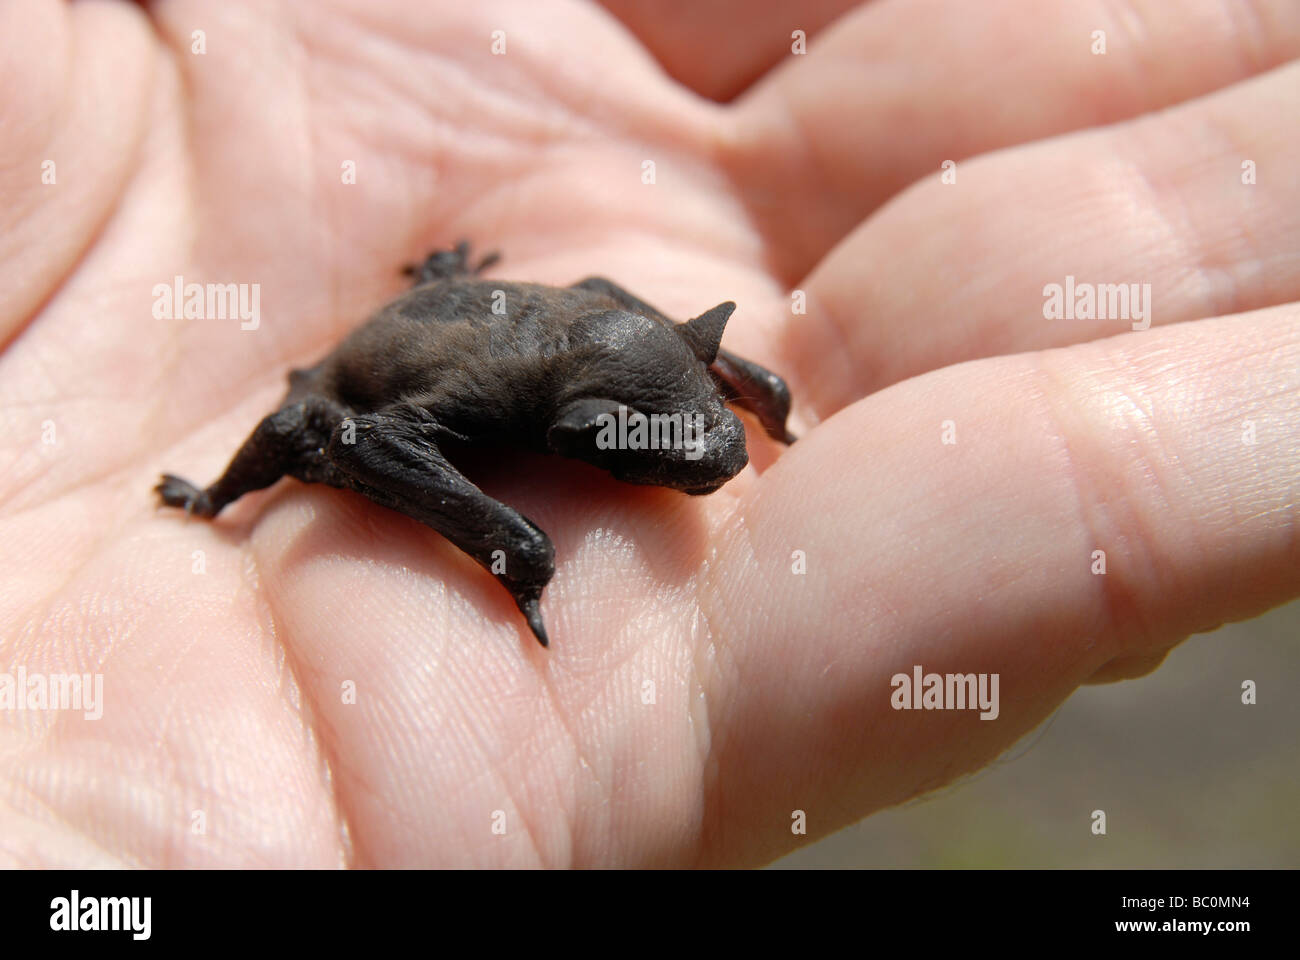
[772,598,1300,868]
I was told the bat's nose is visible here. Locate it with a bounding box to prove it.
[681,409,747,493]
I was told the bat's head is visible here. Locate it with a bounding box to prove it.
[548,303,747,494]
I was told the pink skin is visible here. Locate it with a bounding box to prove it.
[1,0,1298,867]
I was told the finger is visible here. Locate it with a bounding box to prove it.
[0,0,155,347]
[723,0,1300,278]
[699,303,1299,865]
[597,0,860,101]
[791,60,1300,419]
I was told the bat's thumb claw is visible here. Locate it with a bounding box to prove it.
[516,595,550,647]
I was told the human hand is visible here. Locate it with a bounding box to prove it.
[1,0,1296,867]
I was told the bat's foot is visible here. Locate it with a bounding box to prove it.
[401,241,500,286]
[155,474,216,518]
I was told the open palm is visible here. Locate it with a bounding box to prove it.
[2,0,1297,867]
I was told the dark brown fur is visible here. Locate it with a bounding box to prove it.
[157,243,794,645]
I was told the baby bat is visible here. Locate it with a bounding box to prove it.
[156,242,795,646]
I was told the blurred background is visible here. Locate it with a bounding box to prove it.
[773,598,1299,868]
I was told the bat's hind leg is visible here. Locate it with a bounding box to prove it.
[402,240,500,287]
[156,396,351,518]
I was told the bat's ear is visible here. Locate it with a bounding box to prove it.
[677,302,735,365]
[547,398,626,456]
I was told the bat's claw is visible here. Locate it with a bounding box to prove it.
[515,594,550,647]
[155,473,216,517]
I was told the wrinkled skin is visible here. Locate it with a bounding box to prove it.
[1,0,1298,867]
